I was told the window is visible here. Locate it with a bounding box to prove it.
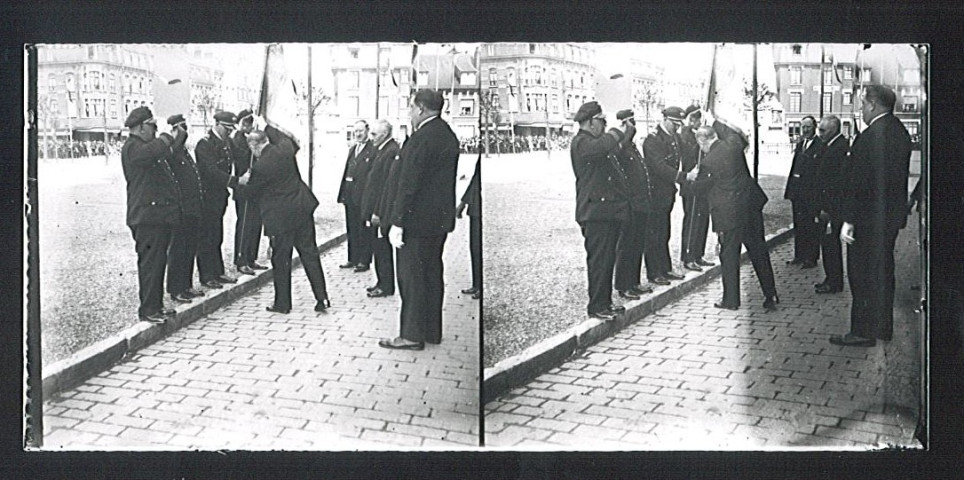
[905,122,918,136]
[84,99,91,117]
[788,121,801,139]
[843,91,853,105]
[460,98,474,116]
[110,99,117,118]
[506,68,516,87]
[92,71,102,90]
[349,48,359,59]
[771,110,783,124]
[551,94,559,113]
[87,46,95,59]
[580,73,585,88]
[525,94,532,112]
[489,68,497,87]
[860,68,872,82]
[843,66,853,80]
[125,99,131,115]
[791,44,802,55]
[65,73,75,92]
[842,121,851,137]
[488,93,499,110]
[902,69,918,84]
[550,68,558,87]
[902,96,918,112]
[823,67,833,85]
[138,76,144,93]
[48,73,56,92]
[460,72,476,86]
[109,73,115,92]
[398,95,409,114]
[790,92,802,112]
[529,43,536,54]
[124,74,131,93]
[790,66,802,85]
[823,93,832,112]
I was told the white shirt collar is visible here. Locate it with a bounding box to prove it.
[866,112,889,127]
[417,115,439,131]
[377,138,392,150]
[826,133,843,146]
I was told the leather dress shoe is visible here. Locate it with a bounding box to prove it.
[763,295,780,312]
[683,261,703,272]
[367,288,392,298]
[140,312,167,323]
[378,337,425,350]
[461,287,480,295]
[266,305,290,314]
[170,292,193,304]
[815,284,842,294]
[216,274,237,284]
[354,264,370,272]
[663,271,685,281]
[203,280,223,289]
[366,285,380,292]
[607,305,626,314]
[238,265,256,276]
[618,290,640,300]
[786,258,803,265]
[630,285,653,295]
[800,261,818,269]
[250,262,268,270]
[315,299,331,312]
[829,333,876,347]
[339,262,357,269]
[696,258,715,267]
[472,290,482,300]
[184,288,206,298]
[649,277,671,286]
[814,281,827,288]
[714,302,739,310]
[589,310,616,321]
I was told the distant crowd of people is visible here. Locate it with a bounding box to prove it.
[480,133,573,153]
[40,139,122,158]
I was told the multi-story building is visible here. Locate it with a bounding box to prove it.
[772,43,923,141]
[38,44,155,142]
[480,43,597,137]
[147,45,225,138]
[414,49,480,140]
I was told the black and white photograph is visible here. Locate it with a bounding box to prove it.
[28,42,481,450]
[481,42,927,449]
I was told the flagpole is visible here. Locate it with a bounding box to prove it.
[819,45,825,121]
[375,42,381,120]
[752,43,760,181]
[308,44,314,190]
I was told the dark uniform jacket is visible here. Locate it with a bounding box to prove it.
[194,130,238,206]
[235,141,318,237]
[692,122,769,233]
[375,146,403,237]
[814,133,850,219]
[614,141,652,213]
[842,113,912,232]
[169,144,204,218]
[360,138,401,223]
[784,134,825,202]
[337,141,375,206]
[461,158,482,217]
[231,129,254,178]
[122,135,180,227]
[389,116,460,238]
[571,128,629,224]
[642,125,686,211]
[679,126,701,198]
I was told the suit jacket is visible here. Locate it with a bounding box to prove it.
[784,134,825,201]
[122,135,180,227]
[842,113,912,232]
[390,117,461,238]
[814,133,850,219]
[570,128,629,224]
[236,142,319,236]
[194,130,238,204]
[231,129,254,177]
[360,138,400,222]
[337,140,375,206]
[615,141,652,213]
[461,158,482,217]
[692,122,768,233]
[169,144,204,218]
[375,144,403,236]
[642,126,686,211]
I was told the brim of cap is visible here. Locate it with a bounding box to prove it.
[143,117,157,124]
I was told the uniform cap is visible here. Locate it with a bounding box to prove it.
[616,109,635,121]
[214,111,237,125]
[124,106,155,128]
[683,105,701,118]
[167,114,187,128]
[574,101,603,123]
[237,109,254,123]
[662,106,686,122]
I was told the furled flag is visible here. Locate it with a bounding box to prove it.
[705,43,751,145]
[258,43,303,151]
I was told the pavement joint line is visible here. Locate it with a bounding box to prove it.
[41,233,347,402]
[483,226,794,404]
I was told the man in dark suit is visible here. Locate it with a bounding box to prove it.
[378,89,460,350]
[231,109,266,276]
[688,122,778,312]
[457,158,482,300]
[612,109,654,301]
[360,119,401,298]
[236,129,330,314]
[337,120,375,272]
[784,115,825,269]
[194,111,243,289]
[679,105,713,272]
[570,101,632,321]
[121,106,183,323]
[813,115,849,294]
[164,114,206,305]
[643,106,688,285]
[833,85,912,347]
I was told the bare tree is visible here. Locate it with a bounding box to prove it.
[479,90,501,155]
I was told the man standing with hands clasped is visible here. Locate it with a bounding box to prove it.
[832,85,911,347]
[643,106,689,285]
[379,89,460,350]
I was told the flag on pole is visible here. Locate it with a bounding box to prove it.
[258,43,302,151]
[705,43,750,145]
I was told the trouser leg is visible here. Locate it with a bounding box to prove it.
[469,214,482,289]
[821,218,844,289]
[582,221,621,314]
[372,230,395,293]
[167,215,198,295]
[132,224,172,317]
[718,225,743,306]
[742,210,777,299]
[615,211,644,291]
[292,217,329,303]
[269,231,295,310]
[398,234,447,343]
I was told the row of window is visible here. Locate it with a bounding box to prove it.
[787,91,918,113]
[788,65,919,86]
[484,92,589,115]
[47,71,153,95]
[340,95,477,117]
[487,66,591,89]
[44,97,151,120]
[485,43,593,63]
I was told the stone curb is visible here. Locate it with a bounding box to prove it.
[42,233,347,402]
[482,226,794,404]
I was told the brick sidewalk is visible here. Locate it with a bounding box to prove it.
[485,227,922,449]
[42,220,480,450]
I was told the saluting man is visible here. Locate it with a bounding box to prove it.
[121,106,184,323]
[164,114,206,305]
[194,111,243,289]
[612,109,655,301]
[642,106,688,285]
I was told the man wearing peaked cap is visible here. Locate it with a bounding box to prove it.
[164,114,207,305]
[194,110,245,289]
[230,108,266,275]
[642,106,689,286]
[679,105,713,272]
[121,106,185,323]
[570,101,634,321]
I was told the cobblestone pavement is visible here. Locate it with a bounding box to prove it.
[42,220,480,450]
[485,226,922,449]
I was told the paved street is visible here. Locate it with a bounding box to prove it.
[485,224,922,449]
[42,219,480,450]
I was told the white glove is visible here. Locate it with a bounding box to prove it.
[388,225,404,249]
[238,172,251,186]
[251,114,267,131]
[840,222,855,245]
